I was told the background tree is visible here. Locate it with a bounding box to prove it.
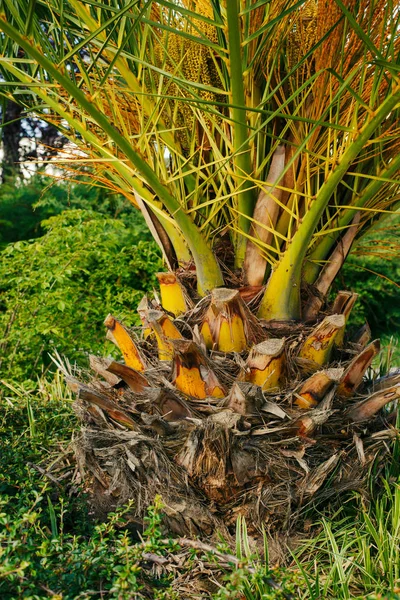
[1,99,23,181]
[0,44,68,182]
[1,0,399,535]
[0,100,68,181]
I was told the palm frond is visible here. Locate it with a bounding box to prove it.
[1,0,399,314]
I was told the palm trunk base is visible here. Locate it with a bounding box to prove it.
[75,426,224,537]
[69,285,399,538]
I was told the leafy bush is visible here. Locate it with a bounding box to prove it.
[0,175,132,246]
[0,493,169,599]
[334,214,400,340]
[0,208,162,380]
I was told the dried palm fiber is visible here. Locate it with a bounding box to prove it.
[70,280,399,538]
[153,1,223,149]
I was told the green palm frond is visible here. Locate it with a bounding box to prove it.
[1,0,399,316]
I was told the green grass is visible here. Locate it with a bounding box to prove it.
[377,336,400,373]
[335,213,400,343]
[1,372,399,599]
[292,486,400,599]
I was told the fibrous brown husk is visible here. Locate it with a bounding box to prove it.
[68,288,399,540]
[75,426,223,537]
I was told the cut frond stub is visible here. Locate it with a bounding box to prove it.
[331,291,358,347]
[224,382,262,416]
[294,367,343,409]
[337,340,380,398]
[242,338,286,391]
[147,309,183,361]
[156,272,191,317]
[201,288,257,353]
[69,380,138,430]
[347,385,400,423]
[352,323,372,348]
[331,291,358,318]
[104,360,149,393]
[299,314,345,366]
[104,314,146,372]
[171,339,226,399]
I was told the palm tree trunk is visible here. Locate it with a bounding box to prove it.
[1,100,22,182]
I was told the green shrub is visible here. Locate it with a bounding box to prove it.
[0,176,133,246]
[0,208,162,380]
[0,493,157,599]
[333,214,400,340]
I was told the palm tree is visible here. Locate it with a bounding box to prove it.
[1,0,399,535]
